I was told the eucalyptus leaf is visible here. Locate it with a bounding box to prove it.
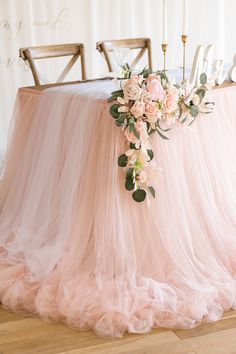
[129,117,135,124]
[110,104,121,118]
[130,142,139,150]
[129,123,134,132]
[132,189,146,202]
[132,126,140,140]
[156,128,169,140]
[190,105,199,118]
[200,73,207,85]
[178,104,183,119]
[157,122,172,132]
[125,176,135,191]
[181,116,188,124]
[111,89,124,97]
[147,149,154,161]
[148,128,157,136]
[196,88,205,101]
[143,68,152,78]
[116,114,126,125]
[148,186,155,198]
[118,154,128,167]
[157,71,169,84]
[188,118,196,126]
[108,96,116,102]
[140,66,147,74]
[126,168,134,179]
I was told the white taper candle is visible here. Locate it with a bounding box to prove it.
[182,0,188,35]
[162,0,168,44]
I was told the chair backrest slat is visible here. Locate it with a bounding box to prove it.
[19,43,86,86]
[96,38,152,72]
[56,54,79,83]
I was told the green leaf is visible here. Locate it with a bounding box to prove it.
[130,143,140,150]
[125,168,135,190]
[205,101,215,106]
[157,122,172,132]
[116,114,126,125]
[128,123,140,139]
[111,89,124,97]
[148,186,155,198]
[196,88,205,101]
[157,71,169,84]
[200,73,207,85]
[110,104,120,118]
[118,154,128,167]
[126,168,133,179]
[181,116,188,124]
[142,68,152,78]
[129,123,134,132]
[108,96,116,102]
[132,189,146,202]
[148,128,157,136]
[129,117,135,124]
[147,149,154,161]
[156,128,169,140]
[190,105,199,118]
[132,126,140,140]
[125,176,135,191]
[178,104,183,119]
[188,118,196,126]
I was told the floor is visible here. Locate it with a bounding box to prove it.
[0,306,236,354]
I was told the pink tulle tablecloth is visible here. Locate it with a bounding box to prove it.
[0,80,236,337]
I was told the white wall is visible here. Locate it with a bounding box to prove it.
[0,0,236,154]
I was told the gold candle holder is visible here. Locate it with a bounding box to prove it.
[161,43,168,73]
[181,35,188,82]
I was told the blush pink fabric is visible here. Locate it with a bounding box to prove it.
[0,81,236,338]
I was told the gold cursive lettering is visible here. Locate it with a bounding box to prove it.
[0,8,69,40]
[0,19,24,40]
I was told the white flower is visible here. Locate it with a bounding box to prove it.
[145,162,162,186]
[117,96,126,105]
[118,106,129,113]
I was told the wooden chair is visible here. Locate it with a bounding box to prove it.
[96,38,152,72]
[19,43,86,86]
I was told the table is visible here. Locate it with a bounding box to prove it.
[0,80,236,338]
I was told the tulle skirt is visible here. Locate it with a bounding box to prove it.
[0,81,236,337]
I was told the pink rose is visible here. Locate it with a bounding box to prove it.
[123,81,142,101]
[163,86,179,113]
[145,102,159,119]
[124,119,151,149]
[130,101,145,118]
[146,76,165,101]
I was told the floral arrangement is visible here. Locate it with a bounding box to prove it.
[109,65,214,203]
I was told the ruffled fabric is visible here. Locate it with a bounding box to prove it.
[0,81,236,337]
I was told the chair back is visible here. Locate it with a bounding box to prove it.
[96,38,152,72]
[19,43,86,85]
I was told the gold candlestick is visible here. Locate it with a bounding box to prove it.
[181,35,188,82]
[161,43,168,73]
